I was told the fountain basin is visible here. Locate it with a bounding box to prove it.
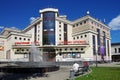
[0,62,59,73]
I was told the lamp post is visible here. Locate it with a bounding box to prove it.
[95,50,98,67]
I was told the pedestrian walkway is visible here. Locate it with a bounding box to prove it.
[29,66,72,80]
[91,62,120,67]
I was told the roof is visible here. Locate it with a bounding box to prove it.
[111,43,120,46]
[39,8,58,13]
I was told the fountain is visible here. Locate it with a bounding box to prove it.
[0,43,59,74]
[29,43,42,62]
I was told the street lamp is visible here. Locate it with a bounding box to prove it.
[95,50,98,67]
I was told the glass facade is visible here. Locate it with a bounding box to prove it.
[43,12,55,45]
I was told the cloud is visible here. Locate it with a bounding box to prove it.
[30,17,37,23]
[10,26,19,30]
[0,26,4,29]
[108,15,120,30]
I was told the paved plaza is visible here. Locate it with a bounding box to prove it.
[29,62,120,80]
[0,62,120,80]
[29,66,72,80]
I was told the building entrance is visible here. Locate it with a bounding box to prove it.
[43,48,56,62]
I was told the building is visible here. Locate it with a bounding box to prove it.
[0,8,111,62]
[111,43,120,62]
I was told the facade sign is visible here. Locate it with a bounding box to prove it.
[14,42,39,45]
[59,40,87,45]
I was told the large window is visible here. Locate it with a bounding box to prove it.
[64,24,68,45]
[34,25,37,42]
[107,40,110,56]
[97,28,100,55]
[43,12,55,45]
[92,35,96,55]
[103,31,106,55]
[115,48,117,53]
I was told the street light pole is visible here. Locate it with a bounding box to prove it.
[96,50,98,67]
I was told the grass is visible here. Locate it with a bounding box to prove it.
[75,67,120,80]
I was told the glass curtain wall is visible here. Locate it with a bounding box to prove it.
[43,12,55,45]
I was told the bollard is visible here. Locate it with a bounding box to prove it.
[70,69,75,80]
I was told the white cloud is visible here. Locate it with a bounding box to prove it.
[10,26,19,30]
[0,26,4,29]
[30,17,37,23]
[108,15,120,30]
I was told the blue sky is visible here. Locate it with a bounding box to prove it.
[0,0,120,43]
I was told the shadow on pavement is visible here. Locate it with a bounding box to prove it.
[0,73,48,80]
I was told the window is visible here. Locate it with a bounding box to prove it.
[73,25,75,27]
[59,53,61,56]
[84,21,86,24]
[97,28,100,55]
[76,24,78,26]
[59,34,61,36]
[119,48,120,53]
[28,39,30,41]
[24,38,26,40]
[85,35,87,37]
[15,37,17,39]
[59,29,61,32]
[59,38,61,40]
[19,37,22,40]
[80,23,82,25]
[59,25,61,28]
[72,53,76,58]
[76,48,78,50]
[60,49,62,51]
[81,48,83,50]
[70,48,72,50]
[73,37,75,40]
[77,36,79,39]
[92,35,96,55]
[65,48,67,51]
[26,49,29,51]
[81,36,83,38]
[115,48,117,53]
[59,22,61,24]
